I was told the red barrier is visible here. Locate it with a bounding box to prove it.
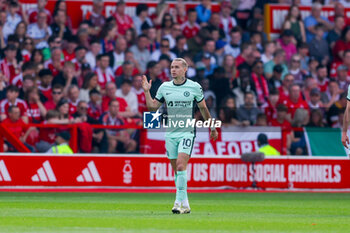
[0,154,348,190]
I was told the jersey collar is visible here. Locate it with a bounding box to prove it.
[173,78,187,86]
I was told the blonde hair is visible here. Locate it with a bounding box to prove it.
[172,58,188,69]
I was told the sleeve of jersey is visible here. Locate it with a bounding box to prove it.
[194,84,204,103]
[155,84,165,103]
[347,85,350,101]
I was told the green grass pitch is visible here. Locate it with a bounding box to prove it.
[0,192,349,232]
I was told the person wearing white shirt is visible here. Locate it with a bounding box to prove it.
[150,38,176,61]
[116,79,139,116]
[27,10,52,49]
[3,2,22,41]
[85,39,101,70]
[224,27,242,58]
[109,36,127,72]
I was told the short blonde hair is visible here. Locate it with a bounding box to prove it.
[172,58,188,69]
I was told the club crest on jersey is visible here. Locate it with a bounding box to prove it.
[183,91,190,97]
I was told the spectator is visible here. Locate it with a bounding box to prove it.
[195,0,212,26]
[116,79,139,117]
[79,72,98,102]
[208,67,231,107]
[102,82,133,119]
[282,5,306,43]
[27,0,52,25]
[202,79,217,118]
[113,0,133,36]
[261,41,276,64]
[27,10,52,49]
[268,65,283,91]
[308,24,330,65]
[99,99,137,153]
[20,37,34,64]
[108,36,127,72]
[85,0,105,35]
[235,42,253,68]
[0,85,29,123]
[87,88,102,120]
[218,96,239,126]
[42,35,62,62]
[261,89,280,122]
[164,23,183,49]
[251,61,269,106]
[44,47,63,77]
[327,92,346,127]
[151,38,176,62]
[321,80,340,109]
[129,34,150,73]
[307,108,325,127]
[282,84,309,120]
[85,38,101,69]
[146,61,162,99]
[304,3,333,43]
[289,54,304,86]
[3,1,22,41]
[291,108,309,155]
[99,23,117,54]
[257,133,280,156]
[95,53,114,90]
[204,12,226,40]
[146,26,159,53]
[276,29,297,62]
[336,65,350,92]
[46,131,73,154]
[328,2,350,24]
[50,9,72,40]
[115,60,136,87]
[62,35,78,61]
[308,88,324,110]
[1,44,20,84]
[316,65,329,93]
[133,4,152,35]
[131,74,147,114]
[297,42,310,71]
[12,61,36,88]
[270,103,293,155]
[67,85,80,115]
[194,39,217,65]
[53,0,73,31]
[222,54,236,80]
[264,49,288,79]
[19,75,36,100]
[220,0,237,41]
[243,19,267,43]
[171,35,187,58]
[44,84,63,111]
[327,16,345,49]
[224,27,242,58]
[53,61,78,95]
[181,8,200,39]
[236,91,261,126]
[25,87,47,123]
[2,105,35,152]
[303,76,319,103]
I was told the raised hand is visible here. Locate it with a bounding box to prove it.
[141,75,152,92]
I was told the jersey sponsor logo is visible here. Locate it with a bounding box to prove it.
[143,110,161,129]
[0,160,11,182]
[168,101,173,107]
[76,161,101,182]
[166,92,172,95]
[31,161,57,182]
[184,91,190,97]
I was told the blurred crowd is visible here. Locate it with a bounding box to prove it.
[0,0,348,155]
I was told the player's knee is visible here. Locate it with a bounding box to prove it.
[176,162,185,171]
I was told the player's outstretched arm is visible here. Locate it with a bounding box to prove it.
[342,100,350,149]
[197,99,218,141]
[142,75,162,111]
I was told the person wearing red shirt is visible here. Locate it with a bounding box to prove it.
[181,9,200,39]
[44,84,63,111]
[332,26,350,63]
[278,74,294,102]
[101,82,133,118]
[316,65,329,93]
[0,44,20,84]
[27,0,52,24]
[44,47,64,77]
[25,87,47,123]
[38,68,53,101]
[282,84,309,120]
[0,85,29,123]
[62,35,78,61]
[328,2,350,25]
[251,61,269,106]
[261,89,280,122]
[235,42,253,68]
[270,104,293,155]
[84,0,105,35]
[2,105,35,152]
[67,85,80,115]
[113,1,133,36]
[95,53,115,90]
[88,88,102,120]
[11,61,36,88]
